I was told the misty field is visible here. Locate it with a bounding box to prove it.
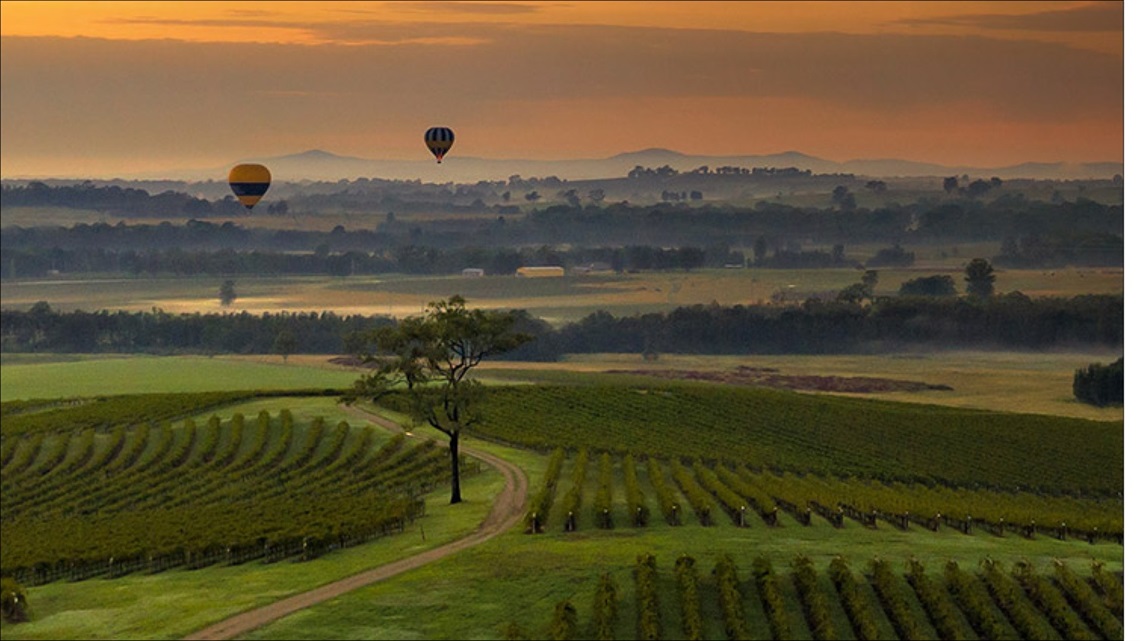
[0,265,1122,326]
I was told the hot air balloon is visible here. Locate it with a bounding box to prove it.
[424,127,455,163]
[228,163,272,210]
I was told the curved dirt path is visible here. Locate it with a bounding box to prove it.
[184,406,528,640]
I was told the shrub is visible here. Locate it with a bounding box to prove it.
[898,274,956,297]
[0,577,30,623]
[1073,357,1123,406]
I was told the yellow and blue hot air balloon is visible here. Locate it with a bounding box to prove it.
[228,163,272,210]
[424,127,455,163]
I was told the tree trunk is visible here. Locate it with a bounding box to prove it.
[449,431,462,504]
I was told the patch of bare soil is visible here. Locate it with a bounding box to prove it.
[611,365,953,393]
[328,355,369,368]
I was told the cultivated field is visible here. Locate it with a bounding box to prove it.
[478,350,1125,422]
[0,352,1124,640]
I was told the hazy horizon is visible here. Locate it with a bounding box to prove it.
[0,145,1125,184]
[1,1,1126,179]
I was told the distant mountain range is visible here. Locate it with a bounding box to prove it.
[132,148,1124,183]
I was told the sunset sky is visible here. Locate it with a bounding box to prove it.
[0,1,1126,178]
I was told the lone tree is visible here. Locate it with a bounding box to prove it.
[752,235,768,266]
[964,258,996,298]
[274,329,298,362]
[350,296,531,504]
[219,280,237,307]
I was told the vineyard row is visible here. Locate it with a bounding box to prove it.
[517,554,1122,641]
[1,410,482,584]
[518,451,1122,542]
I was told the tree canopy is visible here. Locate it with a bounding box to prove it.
[964,258,996,298]
[351,296,532,503]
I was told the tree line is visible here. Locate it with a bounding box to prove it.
[2,242,905,279]
[994,230,1123,268]
[0,304,393,355]
[2,293,1121,358]
[0,244,715,278]
[4,184,1123,252]
[521,197,1121,247]
[510,293,1124,359]
[1,182,250,218]
[1,223,1119,282]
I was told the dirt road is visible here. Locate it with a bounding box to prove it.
[184,406,528,640]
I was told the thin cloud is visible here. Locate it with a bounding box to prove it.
[895,2,1122,33]
[248,89,349,97]
[3,25,1119,122]
[385,2,548,16]
[99,16,492,46]
[226,9,280,19]
[102,16,312,30]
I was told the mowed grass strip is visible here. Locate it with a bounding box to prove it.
[0,355,360,402]
[469,384,1122,494]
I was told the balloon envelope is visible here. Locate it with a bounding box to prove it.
[424,127,454,163]
[228,164,272,209]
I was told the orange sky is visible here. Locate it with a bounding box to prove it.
[0,1,1125,178]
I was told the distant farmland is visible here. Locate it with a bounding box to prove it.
[0,266,1122,325]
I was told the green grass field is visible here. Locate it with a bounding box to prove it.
[0,355,360,402]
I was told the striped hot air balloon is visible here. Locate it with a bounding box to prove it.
[228,164,272,210]
[424,127,455,163]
